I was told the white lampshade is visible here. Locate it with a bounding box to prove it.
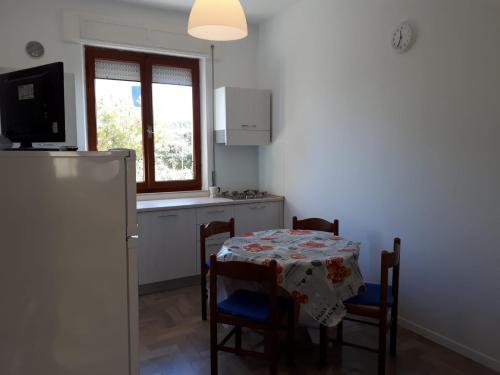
[188,0,248,41]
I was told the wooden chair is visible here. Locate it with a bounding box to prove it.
[200,219,235,321]
[292,216,339,235]
[293,216,342,364]
[209,254,295,375]
[324,238,401,375]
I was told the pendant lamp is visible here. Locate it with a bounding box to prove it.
[188,0,248,41]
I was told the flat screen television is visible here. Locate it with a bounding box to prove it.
[0,62,65,149]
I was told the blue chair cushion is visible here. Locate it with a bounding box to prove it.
[345,283,394,306]
[217,290,290,322]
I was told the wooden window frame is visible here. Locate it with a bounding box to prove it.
[85,46,202,193]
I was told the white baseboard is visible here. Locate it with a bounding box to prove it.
[399,316,500,373]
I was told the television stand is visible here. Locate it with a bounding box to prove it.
[4,144,78,151]
[4,141,46,150]
[4,147,63,151]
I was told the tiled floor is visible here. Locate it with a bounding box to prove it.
[139,286,497,374]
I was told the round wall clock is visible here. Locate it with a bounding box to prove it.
[25,41,45,58]
[392,22,414,53]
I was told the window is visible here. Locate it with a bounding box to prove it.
[85,46,201,193]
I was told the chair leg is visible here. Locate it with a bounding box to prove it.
[210,316,218,374]
[390,306,398,357]
[201,274,207,321]
[319,324,328,367]
[235,326,242,351]
[336,321,343,344]
[267,328,278,375]
[287,302,296,365]
[378,317,387,375]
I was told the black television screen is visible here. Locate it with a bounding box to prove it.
[0,62,65,148]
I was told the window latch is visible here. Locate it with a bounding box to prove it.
[146,126,154,138]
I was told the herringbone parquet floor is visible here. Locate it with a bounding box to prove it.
[139,286,497,375]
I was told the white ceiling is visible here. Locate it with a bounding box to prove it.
[115,0,300,23]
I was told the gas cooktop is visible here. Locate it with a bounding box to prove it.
[219,190,272,200]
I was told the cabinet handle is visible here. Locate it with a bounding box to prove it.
[158,214,179,218]
[241,124,257,128]
[250,206,266,210]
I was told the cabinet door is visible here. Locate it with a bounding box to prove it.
[226,87,270,132]
[234,202,283,234]
[196,205,234,273]
[138,209,196,285]
[252,90,271,132]
[197,205,234,226]
[196,237,227,273]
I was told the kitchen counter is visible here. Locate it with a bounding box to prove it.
[136,194,284,290]
[136,195,284,213]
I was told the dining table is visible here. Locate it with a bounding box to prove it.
[216,228,365,327]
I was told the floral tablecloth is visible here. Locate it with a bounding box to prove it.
[217,229,365,327]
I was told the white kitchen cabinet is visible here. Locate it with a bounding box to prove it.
[138,199,284,287]
[234,202,283,234]
[195,205,234,273]
[197,205,235,227]
[138,209,196,285]
[215,86,271,146]
[196,237,229,274]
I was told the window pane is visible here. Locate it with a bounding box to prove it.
[152,66,194,182]
[95,78,145,182]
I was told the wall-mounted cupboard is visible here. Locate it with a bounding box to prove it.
[215,87,271,146]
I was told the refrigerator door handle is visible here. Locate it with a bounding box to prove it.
[123,150,138,237]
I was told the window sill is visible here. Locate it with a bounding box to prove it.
[137,190,209,201]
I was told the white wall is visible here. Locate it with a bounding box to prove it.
[212,21,260,191]
[0,0,260,191]
[258,0,500,371]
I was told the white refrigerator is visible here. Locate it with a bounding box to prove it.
[0,150,139,375]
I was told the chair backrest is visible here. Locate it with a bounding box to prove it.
[209,254,279,324]
[200,219,235,273]
[380,238,401,310]
[292,216,339,235]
